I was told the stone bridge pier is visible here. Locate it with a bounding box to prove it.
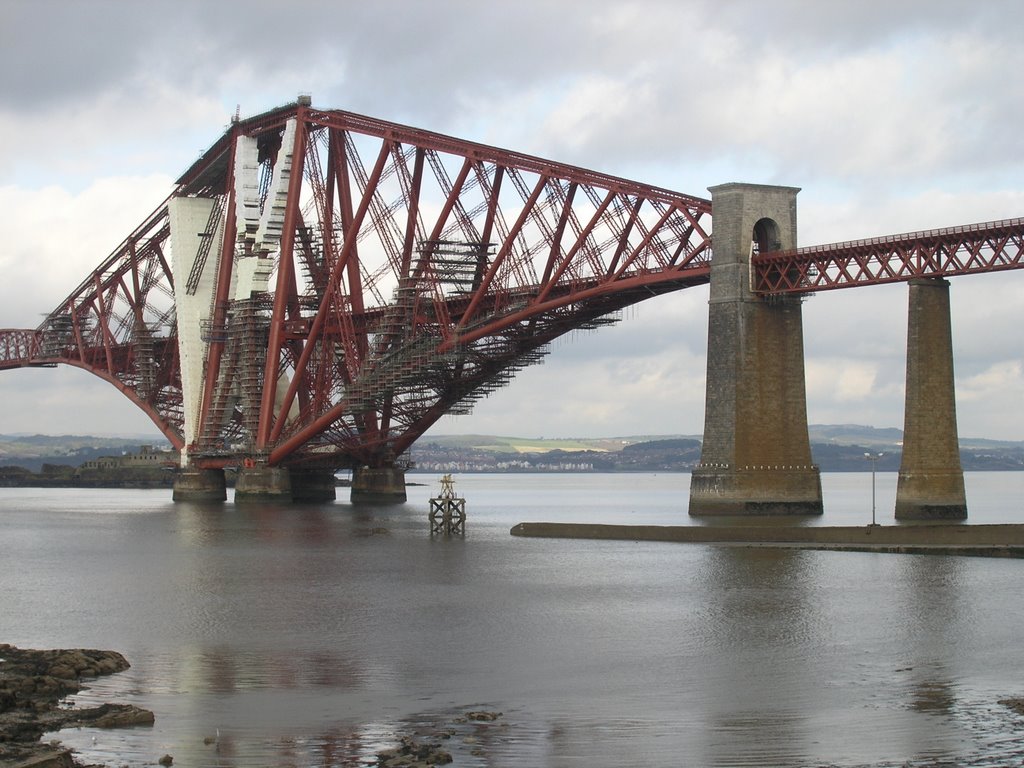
[689,183,968,519]
[895,278,967,519]
[173,465,339,503]
[689,183,822,515]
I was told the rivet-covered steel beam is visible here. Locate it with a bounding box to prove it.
[754,217,1024,293]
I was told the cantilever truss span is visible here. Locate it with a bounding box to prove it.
[2,101,1021,472]
[0,102,714,470]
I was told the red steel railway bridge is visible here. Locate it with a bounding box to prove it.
[1,99,1021,516]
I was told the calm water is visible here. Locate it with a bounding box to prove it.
[1,472,1023,767]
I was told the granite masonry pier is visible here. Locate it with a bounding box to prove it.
[688,183,822,516]
[895,278,968,520]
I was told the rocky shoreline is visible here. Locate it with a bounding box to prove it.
[0,643,505,768]
[0,644,154,768]
[4,642,1024,767]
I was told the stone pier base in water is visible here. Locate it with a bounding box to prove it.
[172,468,226,502]
[351,467,407,504]
[234,466,293,503]
[688,466,823,516]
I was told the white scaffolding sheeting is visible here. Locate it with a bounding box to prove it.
[230,118,297,300]
[169,196,224,464]
[255,118,296,254]
[233,135,261,246]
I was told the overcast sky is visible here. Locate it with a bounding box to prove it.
[0,0,1021,442]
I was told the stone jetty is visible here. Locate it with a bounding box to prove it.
[510,522,1024,557]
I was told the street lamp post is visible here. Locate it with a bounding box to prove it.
[864,452,884,526]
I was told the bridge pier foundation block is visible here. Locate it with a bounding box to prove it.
[290,468,338,503]
[689,467,823,516]
[896,278,967,520]
[689,183,822,516]
[234,466,293,503]
[351,467,407,504]
[172,468,226,502]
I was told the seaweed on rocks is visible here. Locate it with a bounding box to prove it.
[0,644,153,767]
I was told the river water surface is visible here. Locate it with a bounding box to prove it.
[2,472,1023,767]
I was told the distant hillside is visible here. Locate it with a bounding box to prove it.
[0,428,1021,474]
[414,427,1024,472]
[0,434,173,473]
[412,436,702,472]
[808,424,905,447]
[422,434,695,453]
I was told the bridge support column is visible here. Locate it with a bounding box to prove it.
[235,466,293,503]
[290,468,338,503]
[172,468,226,502]
[351,467,407,504]
[689,183,822,516]
[896,278,967,520]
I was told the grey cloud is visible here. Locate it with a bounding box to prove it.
[1,0,154,107]
[7,0,1022,187]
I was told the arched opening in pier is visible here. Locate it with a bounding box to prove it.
[752,217,781,256]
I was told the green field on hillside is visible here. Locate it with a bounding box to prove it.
[422,434,688,453]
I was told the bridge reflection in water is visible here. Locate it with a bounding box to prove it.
[4,474,1021,767]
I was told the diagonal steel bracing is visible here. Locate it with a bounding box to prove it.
[754,217,1024,293]
[0,101,713,471]
[1,100,1022,473]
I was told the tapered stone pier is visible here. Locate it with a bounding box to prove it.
[895,278,967,519]
[351,466,407,504]
[689,183,822,516]
[172,467,227,502]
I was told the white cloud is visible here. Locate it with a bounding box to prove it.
[957,362,1024,440]
[0,175,174,327]
[434,293,709,437]
[0,367,162,436]
[0,84,226,188]
[959,361,1024,402]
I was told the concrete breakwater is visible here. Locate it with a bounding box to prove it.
[510,522,1024,557]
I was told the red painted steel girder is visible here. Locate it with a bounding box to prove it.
[1,101,713,470]
[754,217,1024,293]
[0,329,42,367]
[174,102,713,469]
[11,98,1024,473]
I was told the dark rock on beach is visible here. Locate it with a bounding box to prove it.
[0,644,153,767]
[375,710,504,767]
[376,735,453,767]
